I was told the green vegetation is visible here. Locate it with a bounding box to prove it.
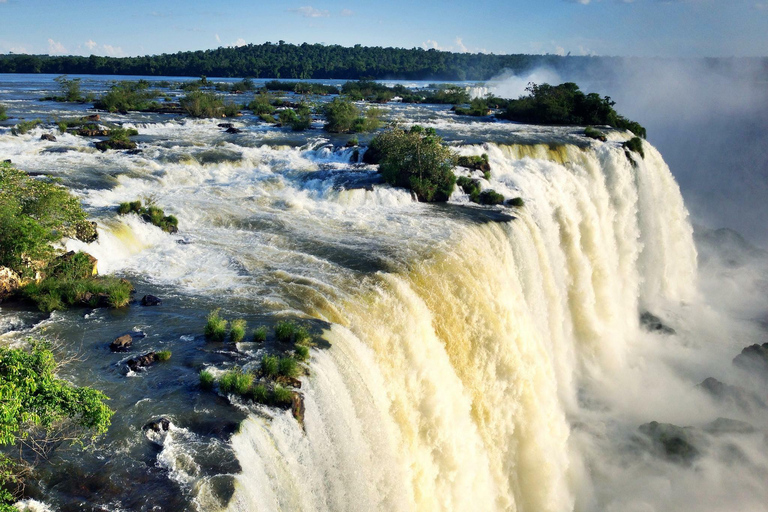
[272,385,293,406]
[20,272,132,312]
[278,105,312,131]
[199,370,215,390]
[508,197,525,207]
[322,97,382,133]
[456,176,482,202]
[253,325,268,342]
[261,355,279,378]
[457,154,491,179]
[454,98,491,116]
[584,126,607,142]
[0,341,113,508]
[94,80,160,112]
[156,350,172,361]
[265,80,339,95]
[278,357,299,378]
[370,125,457,202]
[215,78,256,93]
[274,320,315,343]
[180,91,240,118]
[11,119,43,136]
[95,126,139,151]
[623,136,645,158]
[40,75,87,103]
[218,369,253,396]
[230,318,247,343]
[247,93,277,115]
[116,199,178,233]
[204,309,228,341]
[294,344,310,362]
[499,83,646,138]
[478,189,505,205]
[0,104,7,121]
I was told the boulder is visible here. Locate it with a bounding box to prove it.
[78,128,109,137]
[143,417,171,433]
[0,267,22,301]
[140,294,162,306]
[225,127,242,134]
[637,421,701,465]
[40,133,57,142]
[95,139,137,151]
[640,312,676,335]
[110,334,133,352]
[218,123,234,129]
[83,114,100,122]
[74,220,99,244]
[291,391,305,427]
[277,376,302,389]
[696,377,766,413]
[733,343,768,375]
[126,352,158,372]
[702,417,756,436]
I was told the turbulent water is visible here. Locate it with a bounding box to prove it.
[1,75,767,512]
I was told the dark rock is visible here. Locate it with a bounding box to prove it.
[697,377,766,413]
[637,421,701,465]
[140,294,162,307]
[702,417,756,435]
[126,149,143,155]
[78,128,109,137]
[218,123,234,129]
[3,159,11,164]
[95,139,137,152]
[75,220,99,243]
[40,133,57,142]
[733,343,768,375]
[457,155,491,173]
[83,114,100,122]
[277,376,302,389]
[225,127,242,134]
[640,312,676,335]
[291,392,305,427]
[126,352,158,372]
[143,417,171,433]
[110,334,133,352]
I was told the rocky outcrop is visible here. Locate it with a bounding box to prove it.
[40,133,57,142]
[291,392,305,427]
[78,128,109,137]
[143,417,171,433]
[733,343,768,376]
[84,114,100,122]
[95,139,137,151]
[140,294,162,306]
[640,312,676,335]
[127,352,158,372]
[697,377,766,413]
[225,126,242,134]
[110,334,133,352]
[637,421,701,465]
[0,267,22,301]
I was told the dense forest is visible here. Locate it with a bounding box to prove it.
[0,42,617,80]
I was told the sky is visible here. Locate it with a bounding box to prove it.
[0,0,765,58]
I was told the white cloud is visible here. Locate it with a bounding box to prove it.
[84,39,98,50]
[422,38,481,53]
[422,39,446,50]
[234,38,247,47]
[554,45,566,56]
[102,44,124,57]
[215,34,221,43]
[454,37,468,53]
[47,38,67,54]
[289,6,330,17]
[340,8,354,16]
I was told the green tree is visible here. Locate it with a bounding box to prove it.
[53,75,83,102]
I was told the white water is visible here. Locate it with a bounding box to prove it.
[219,137,718,512]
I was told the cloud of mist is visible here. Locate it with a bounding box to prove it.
[482,58,768,246]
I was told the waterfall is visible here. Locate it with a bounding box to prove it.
[225,137,698,512]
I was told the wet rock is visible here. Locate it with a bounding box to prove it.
[110,334,133,352]
[696,377,766,413]
[126,149,143,155]
[78,128,109,137]
[640,311,676,335]
[733,343,768,375]
[140,294,162,306]
[702,417,756,435]
[218,123,234,129]
[40,133,57,142]
[74,220,99,243]
[80,291,110,308]
[0,267,22,301]
[143,417,171,433]
[127,352,158,372]
[225,126,242,134]
[291,391,305,427]
[277,376,302,389]
[637,421,701,465]
[83,114,100,122]
[95,139,137,151]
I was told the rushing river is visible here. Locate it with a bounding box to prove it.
[1,74,767,512]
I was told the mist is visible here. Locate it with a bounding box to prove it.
[481,58,768,247]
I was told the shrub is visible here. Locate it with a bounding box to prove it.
[454,98,490,116]
[50,75,84,103]
[261,355,279,378]
[205,309,228,341]
[180,91,237,118]
[274,321,297,343]
[117,199,178,233]
[478,189,505,205]
[253,325,268,342]
[456,176,482,202]
[508,197,525,207]
[218,369,252,396]
[11,119,43,136]
[156,350,172,361]
[584,126,607,141]
[230,319,247,343]
[371,125,457,202]
[294,325,312,345]
[272,385,293,406]
[323,97,359,133]
[623,137,645,158]
[278,357,299,378]
[0,104,7,121]
[248,93,276,115]
[260,114,277,124]
[278,107,312,131]
[20,274,132,312]
[249,384,269,403]
[294,345,310,361]
[199,370,215,390]
[94,81,160,112]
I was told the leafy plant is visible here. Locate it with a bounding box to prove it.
[199,370,215,390]
[278,357,300,378]
[230,319,247,343]
[252,325,268,342]
[0,104,7,121]
[294,345,310,362]
[584,126,607,141]
[508,197,525,207]
[261,355,279,378]
[156,350,172,362]
[11,119,43,136]
[623,136,645,158]
[116,199,178,233]
[272,385,293,406]
[205,309,228,341]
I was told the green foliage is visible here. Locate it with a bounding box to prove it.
[217,369,252,395]
[274,321,297,343]
[0,341,113,505]
[623,136,645,158]
[261,355,279,378]
[11,119,43,136]
[252,325,268,342]
[278,357,300,378]
[584,126,607,141]
[0,161,89,276]
[247,93,277,115]
[456,176,482,202]
[371,126,457,202]
[0,104,7,121]
[21,274,132,312]
[278,107,312,131]
[199,370,215,390]
[456,154,490,173]
[500,82,646,138]
[116,199,178,233]
[48,75,84,103]
[508,197,525,207]
[272,385,293,406]
[260,114,277,124]
[478,189,505,205]
[180,91,238,118]
[156,350,172,362]
[205,309,228,341]
[294,344,310,362]
[230,319,247,343]
[94,81,160,112]
[46,252,95,280]
[249,384,269,403]
[323,97,359,132]
[454,98,490,116]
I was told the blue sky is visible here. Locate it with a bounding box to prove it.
[0,0,765,58]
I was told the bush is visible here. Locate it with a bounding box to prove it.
[117,199,178,233]
[278,357,299,378]
[199,370,215,390]
[274,321,297,343]
[454,98,490,116]
[11,119,43,135]
[253,325,268,342]
[218,369,253,396]
[323,97,382,133]
[294,325,312,345]
[0,104,7,121]
[456,176,482,202]
[623,137,645,158]
[457,154,490,173]
[94,81,160,112]
[508,197,525,207]
[478,189,505,205]
[230,319,246,343]
[156,350,172,361]
[584,126,607,141]
[261,355,279,378]
[371,125,457,202]
[294,344,310,361]
[20,274,132,312]
[247,93,276,115]
[272,385,293,406]
[181,91,238,118]
[249,384,269,403]
[44,75,85,103]
[205,309,228,341]
[278,107,312,131]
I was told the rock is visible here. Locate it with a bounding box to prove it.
[0,267,22,301]
[291,392,305,427]
[733,343,768,375]
[277,376,302,389]
[40,133,57,142]
[640,312,676,335]
[75,220,99,244]
[78,128,109,137]
[81,291,111,308]
[126,352,158,372]
[218,123,234,129]
[140,294,162,306]
[702,417,756,435]
[110,334,133,352]
[225,127,242,134]
[143,417,171,433]
[126,149,143,155]
[637,421,701,465]
[83,114,100,122]
[696,377,766,413]
[95,139,137,151]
